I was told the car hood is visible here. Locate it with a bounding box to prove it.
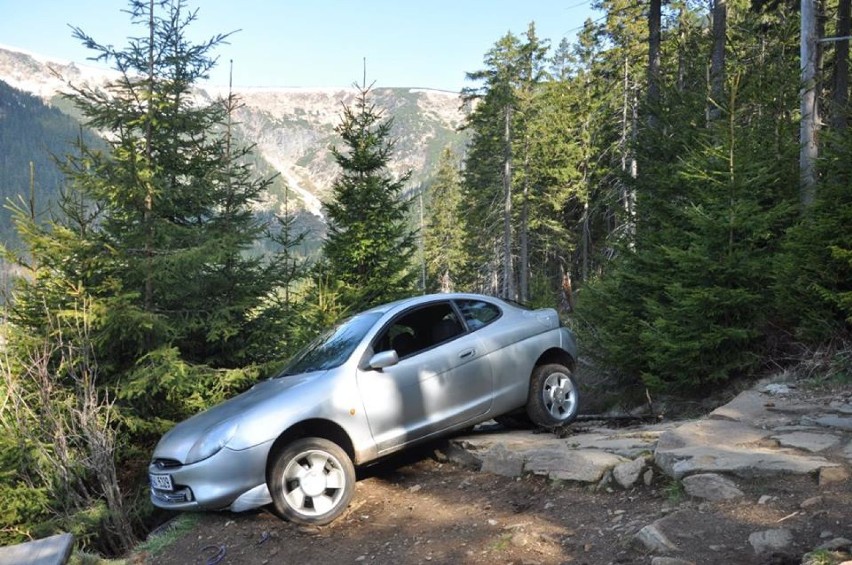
[153,371,324,463]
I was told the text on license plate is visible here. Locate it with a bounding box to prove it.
[150,473,173,491]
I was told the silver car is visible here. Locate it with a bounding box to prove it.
[149,293,579,525]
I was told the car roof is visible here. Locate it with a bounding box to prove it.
[362,293,509,316]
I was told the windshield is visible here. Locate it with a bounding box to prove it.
[280,312,382,375]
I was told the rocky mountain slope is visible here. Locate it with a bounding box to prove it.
[0,46,468,231]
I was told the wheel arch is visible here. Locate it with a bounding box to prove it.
[533,347,576,372]
[266,419,356,480]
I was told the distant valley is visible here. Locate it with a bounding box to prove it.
[0,46,468,249]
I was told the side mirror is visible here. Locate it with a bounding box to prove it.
[368,350,399,370]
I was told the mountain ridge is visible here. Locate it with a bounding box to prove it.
[0,45,468,232]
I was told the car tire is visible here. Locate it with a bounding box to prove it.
[526,363,579,428]
[268,437,355,525]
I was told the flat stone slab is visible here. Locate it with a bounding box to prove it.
[815,415,852,431]
[453,431,632,482]
[709,391,796,427]
[634,509,740,556]
[0,533,73,565]
[655,419,837,479]
[453,425,670,465]
[771,431,842,452]
[523,448,627,483]
[682,473,744,500]
[561,431,663,458]
[481,443,525,477]
[749,528,794,555]
[656,419,772,452]
[656,444,837,479]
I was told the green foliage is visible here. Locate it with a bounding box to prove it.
[423,147,466,292]
[43,0,295,371]
[578,40,799,392]
[778,130,852,340]
[0,298,138,554]
[0,435,51,545]
[0,0,309,555]
[117,347,259,436]
[460,30,523,296]
[323,82,417,309]
[130,513,199,557]
[663,478,685,504]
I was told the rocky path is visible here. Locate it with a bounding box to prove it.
[143,379,851,565]
[447,381,852,563]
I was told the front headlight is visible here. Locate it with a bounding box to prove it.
[186,419,239,464]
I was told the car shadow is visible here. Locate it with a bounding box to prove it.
[355,438,450,481]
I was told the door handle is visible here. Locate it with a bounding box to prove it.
[459,349,475,359]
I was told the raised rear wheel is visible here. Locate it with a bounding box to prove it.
[526,363,579,428]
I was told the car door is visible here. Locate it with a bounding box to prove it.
[356,301,493,454]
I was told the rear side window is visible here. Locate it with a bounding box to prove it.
[456,299,501,331]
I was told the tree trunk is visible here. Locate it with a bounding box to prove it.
[832,0,851,131]
[801,0,819,208]
[677,3,687,93]
[519,124,531,303]
[709,0,727,121]
[620,57,637,243]
[144,0,155,312]
[581,200,590,282]
[502,105,515,300]
[648,0,662,119]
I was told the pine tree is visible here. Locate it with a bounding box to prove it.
[461,31,522,297]
[515,23,551,302]
[577,1,802,392]
[423,147,465,292]
[48,0,292,369]
[323,82,417,309]
[0,0,301,549]
[2,0,296,440]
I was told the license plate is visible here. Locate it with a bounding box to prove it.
[150,473,173,491]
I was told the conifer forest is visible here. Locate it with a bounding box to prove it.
[0,0,850,555]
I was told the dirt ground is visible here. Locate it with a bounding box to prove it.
[134,434,851,565]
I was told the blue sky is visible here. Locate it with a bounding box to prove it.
[0,0,598,91]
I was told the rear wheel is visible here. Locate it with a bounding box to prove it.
[268,437,355,525]
[526,363,579,428]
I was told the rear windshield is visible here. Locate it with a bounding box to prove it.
[455,299,502,331]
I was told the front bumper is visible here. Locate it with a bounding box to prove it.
[149,439,273,512]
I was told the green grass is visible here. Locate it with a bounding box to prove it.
[801,549,843,565]
[132,513,200,557]
[68,551,125,565]
[663,479,685,504]
[490,533,512,552]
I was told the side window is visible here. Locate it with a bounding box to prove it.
[374,302,464,360]
[456,299,501,331]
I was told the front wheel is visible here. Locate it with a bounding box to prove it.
[268,437,355,525]
[526,363,579,428]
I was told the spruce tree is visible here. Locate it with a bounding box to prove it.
[423,147,465,292]
[3,0,294,438]
[323,82,416,309]
[461,31,522,297]
[577,2,801,392]
[50,0,291,369]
